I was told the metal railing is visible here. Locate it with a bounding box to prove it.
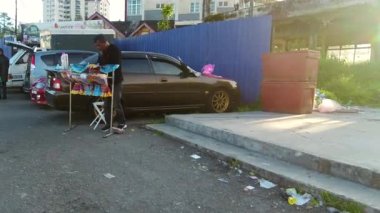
[221,0,376,19]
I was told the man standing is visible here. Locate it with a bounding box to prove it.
[0,48,9,100]
[93,34,126,131]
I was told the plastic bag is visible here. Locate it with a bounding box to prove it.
[318,99,342,113]
[201,64,222,78]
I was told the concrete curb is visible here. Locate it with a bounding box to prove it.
[166,115,380,190]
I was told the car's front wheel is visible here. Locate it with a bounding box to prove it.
[207,89,232,113]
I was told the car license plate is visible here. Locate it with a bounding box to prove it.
[32,90,37,94]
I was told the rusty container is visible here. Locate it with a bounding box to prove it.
[262,50,320,82]
[261,50,320,114]
[261,82,316,114]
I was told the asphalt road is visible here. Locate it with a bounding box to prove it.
[0,91,325,213]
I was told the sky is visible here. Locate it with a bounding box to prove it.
[0,0,125,24]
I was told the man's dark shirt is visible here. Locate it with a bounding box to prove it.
[98,44,123,85]
[0,55,9,82]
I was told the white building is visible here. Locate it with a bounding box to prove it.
[125,0,236,25]
[43,0,109,23]
[43,0,86,22]
[85,0,110,19]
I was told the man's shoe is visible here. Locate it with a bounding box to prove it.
[101,125,110,132]
[117,124,127,130]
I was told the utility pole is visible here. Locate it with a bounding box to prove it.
[15,0,18,38]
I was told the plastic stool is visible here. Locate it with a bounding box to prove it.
[90,101,106,130]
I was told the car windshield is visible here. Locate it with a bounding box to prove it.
[9,50,26,64]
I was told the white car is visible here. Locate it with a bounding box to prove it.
[5,41,34,90]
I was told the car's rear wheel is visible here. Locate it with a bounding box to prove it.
[207,89,232,113]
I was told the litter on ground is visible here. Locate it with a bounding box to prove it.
[258,179,277,189]
[217,178,229,183]
[285,188,312,206]
[244,185,255,191]
[190,154,201,160]
[104,173,116,179]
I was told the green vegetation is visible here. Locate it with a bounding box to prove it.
[321,191,364,213]
[227,158,241,169]
[237,102,261,112]
[318,59,380,107]
[0,12,14,38]
[157,4,174,31]
[204,14,225,22]
[309,197,320,208]
[149,117,165,124]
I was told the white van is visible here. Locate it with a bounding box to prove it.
[5,41,33,89]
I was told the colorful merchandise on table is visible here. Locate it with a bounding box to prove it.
[70,63,89,73]
[64,64,115,97]
[88,64,100,74]
[71,82,84,95]
[100,64,120,73]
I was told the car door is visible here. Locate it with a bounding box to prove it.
[8,51,30,87]
[5,41,33,88]
[121,54,158,110]
[150,55,204,107]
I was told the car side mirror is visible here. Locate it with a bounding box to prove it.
[179,71,188,79]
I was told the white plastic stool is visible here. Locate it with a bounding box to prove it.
[90,101,106,130]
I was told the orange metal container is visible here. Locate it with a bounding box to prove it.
[262,50,320,83]
[261,82,316,114]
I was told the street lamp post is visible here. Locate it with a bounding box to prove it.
[15,0,18,38]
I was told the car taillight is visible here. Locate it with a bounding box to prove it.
[51,77,62,91]
[31,55,36,71]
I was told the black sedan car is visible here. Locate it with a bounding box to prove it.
[45,51,240,113]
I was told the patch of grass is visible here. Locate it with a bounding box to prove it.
[318,59,380,107]
[248,170,256,176]
[237,102,261,112]
[321,191,364,213]
[148,118,165,124]
[309,197,320,207]
[153,130,164,136]
[227,158,241,169]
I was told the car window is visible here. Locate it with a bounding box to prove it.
[41,52,96,67]
[9,50,26,64]
[151,59,183,76]
[122,58,151,74]
[16,53,29,64]
[41,54,57,66]
[68,53,95,64]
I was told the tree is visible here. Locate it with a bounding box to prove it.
[0,12,14,38]
[202,0,211,20]
[157,4,174,31]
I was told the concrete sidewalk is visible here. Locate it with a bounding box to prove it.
[148,109,380,212]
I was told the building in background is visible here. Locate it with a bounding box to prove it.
[43,0,109,22]
[43,0,86,22]
[125,0,236,26]
[85,0,110,19]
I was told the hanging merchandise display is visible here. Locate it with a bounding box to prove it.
[50,63,120,135]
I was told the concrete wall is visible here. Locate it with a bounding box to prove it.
[178,13,201,21]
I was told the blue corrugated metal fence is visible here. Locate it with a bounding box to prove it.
[115,16,272,103]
